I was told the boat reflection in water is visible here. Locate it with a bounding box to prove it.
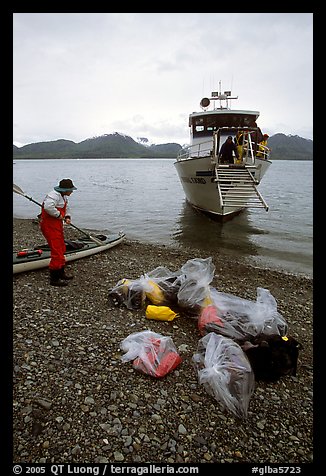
[172,200,268,260]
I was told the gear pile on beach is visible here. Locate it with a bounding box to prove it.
[109,257,301,420]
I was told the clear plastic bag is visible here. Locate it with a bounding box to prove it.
[139,266,181,306]
[120,330,182,377]
[198,304,224,336]
[193,332,255,418]
[108,258,215,314]
[177,257,215,313]
[108,278,146,309]
[109,266,182,309]
[199,287,288,341]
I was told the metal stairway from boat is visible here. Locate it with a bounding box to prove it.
[215,166,269,211]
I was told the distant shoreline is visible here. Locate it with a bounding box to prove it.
[12,132,314,161]
[13,156,177,160]
[13,157,313,161]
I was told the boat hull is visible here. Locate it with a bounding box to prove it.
[174,155,271,219]
[13,232,125,274]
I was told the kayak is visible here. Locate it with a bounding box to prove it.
[13,232,125,274]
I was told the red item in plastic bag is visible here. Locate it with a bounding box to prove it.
[133,337,182,377]
[198,305,224,335]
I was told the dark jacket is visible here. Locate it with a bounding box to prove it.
[219,139,238,164]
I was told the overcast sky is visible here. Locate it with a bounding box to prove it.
[13,12,313,147]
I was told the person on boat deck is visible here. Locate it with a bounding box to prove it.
[235,131,244,163]
[39,179,77,287]
[218,136,239,164]
[257,133,270,158]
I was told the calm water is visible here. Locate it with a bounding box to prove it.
[13,159,313,277]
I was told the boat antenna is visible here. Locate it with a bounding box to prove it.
[209,80,238,109]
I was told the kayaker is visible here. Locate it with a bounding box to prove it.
[39,178,77,286]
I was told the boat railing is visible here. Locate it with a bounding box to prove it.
[210,128,254,166]
[213,128,271,165]
[242,132,271,162]
[241,135,255,165]
[177,139,213,161]
[256,143,271,160]
[177,128,271,163]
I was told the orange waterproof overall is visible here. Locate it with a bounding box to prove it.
[40,202,67,270]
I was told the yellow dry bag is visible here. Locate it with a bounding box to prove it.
[145,280,165,305]
[145,305,179,322]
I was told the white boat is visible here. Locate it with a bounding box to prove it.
[174,85,272,221]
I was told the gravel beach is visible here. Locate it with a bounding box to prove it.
[12,218,313,466]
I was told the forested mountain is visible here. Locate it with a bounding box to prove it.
[267,134,313,160]
[13,133,182,159]
[13,132,313,160]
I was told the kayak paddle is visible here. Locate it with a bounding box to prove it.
[13,183,104,246]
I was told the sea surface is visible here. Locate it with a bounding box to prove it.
[13,158,313,277]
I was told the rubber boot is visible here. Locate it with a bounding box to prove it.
[59,266,74,280]
[50,269,69,287]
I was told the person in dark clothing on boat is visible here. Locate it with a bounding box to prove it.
[218,136,239,164]
[39,178,77,287]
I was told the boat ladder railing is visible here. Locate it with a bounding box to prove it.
[214,165,269,211]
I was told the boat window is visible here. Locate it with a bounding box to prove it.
[207,116,218,132]
[191,113,257,138]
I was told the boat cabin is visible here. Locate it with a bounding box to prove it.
[189,110,259,139]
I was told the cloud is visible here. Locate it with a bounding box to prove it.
[13,13,313,146]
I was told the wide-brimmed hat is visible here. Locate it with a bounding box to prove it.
[54,179,77,192]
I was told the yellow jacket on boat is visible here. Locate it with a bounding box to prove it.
[257,140,269,158]
[235,132,244,163]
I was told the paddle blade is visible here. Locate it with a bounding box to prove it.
[13,184,42,207]
[13,183,25,196]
